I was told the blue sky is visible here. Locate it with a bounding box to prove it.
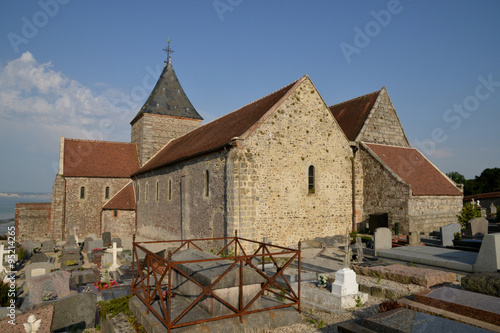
[0,0,499,193]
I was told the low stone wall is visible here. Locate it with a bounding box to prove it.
[15,203,51,242]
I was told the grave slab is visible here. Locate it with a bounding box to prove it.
[362,307,489,333]
[473,233,500,272]
[30,252,49,263]
[25,262,55,280]
[414,287,500,326]
[22,270,71,311]
[0,304,54,333]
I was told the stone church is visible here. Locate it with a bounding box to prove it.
[15,52,463,246]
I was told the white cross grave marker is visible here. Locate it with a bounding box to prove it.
[106,242,123,271]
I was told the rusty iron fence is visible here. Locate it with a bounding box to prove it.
[131,231,301,332]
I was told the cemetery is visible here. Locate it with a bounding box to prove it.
[1,205,500,332]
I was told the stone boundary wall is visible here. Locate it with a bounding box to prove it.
[15,203,51,242]
[409,195,463,234]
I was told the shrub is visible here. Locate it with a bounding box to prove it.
[457,203,482,229]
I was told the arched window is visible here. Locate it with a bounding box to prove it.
[156,182,159,201]
[80,186,85,199]
[168,180,172,201]
[105,186,110,200]
[136,184,140,202]
[308,165,315,194]
[145,183,149,202]
[205,170,210,197]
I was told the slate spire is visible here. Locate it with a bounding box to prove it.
[130,46,203,125]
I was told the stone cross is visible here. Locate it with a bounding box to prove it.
[106,242,123,272]
[343,228,352,268]
[354,237,364,263]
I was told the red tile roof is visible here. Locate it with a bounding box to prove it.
[463,192,500,201]
[103,182,136,210]
[133,78,302,176]
[365,143,462,196]
[329,90,380,141]
[63,139,139,178]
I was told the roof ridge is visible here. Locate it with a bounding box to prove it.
[364,142,414,150]
[329,90,380,109]
[64,138,136,145]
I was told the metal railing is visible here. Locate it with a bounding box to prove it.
[132,231,301,332]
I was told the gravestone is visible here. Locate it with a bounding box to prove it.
[41,240,54,253]
[101,252,113,268]
[111,237,122,248]
[31,252,49,263]
[354,237,364,263]
[102,232,112,247]
[470,217,488,236]
[474,234,500,272]
[491,203,497,215]
[70,268,100,286]
[87,239,104,252]
[64,235,78,250]
[22,270,71,310]
[440,222,461,247]
[25,262,55,279]
[408,231,420,246]
[374,227,392,254]
[83,237,94,252]
[21,240,34,254]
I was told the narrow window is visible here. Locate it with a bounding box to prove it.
[205,170,210,197]
[136,184,140,202]
[113,210,118,217]
[80,186,85,199]
[308,165,315,194]
[168,179,172,201]
[145,183,149,202]
[156,181,159,201]
[105,186,110,199]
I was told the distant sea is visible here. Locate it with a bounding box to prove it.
[0,195,51,221]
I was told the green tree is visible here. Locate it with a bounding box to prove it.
[457,202,482,229]
[446,171,466,185]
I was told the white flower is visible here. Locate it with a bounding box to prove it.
[23,314,42,333]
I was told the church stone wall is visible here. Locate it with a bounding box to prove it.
[64,177,130,239]
[15,203,51,243]
[135,150,227,249]
[229,78,353,247]
[50,174,66,240]
[358,89,410,147]
[408,195,463,234]
[102,210,136,240]
[360,147,411,234]
[132,114,202,166]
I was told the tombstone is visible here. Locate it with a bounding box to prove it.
[481,208,487,218]
[102,232,112,247]
[101,252,113,268]
[31,252,49,263]
[21,240,35,255]
[21,270,71,311]
[374,227,392,254]
[105,242,123,271]
[491,203,498,215]
[331,267,368,309]
[469,217,488,236]
[87,239,104,252]
[41,240,54,253]
[354,237,364,263]
[25,262,55,279]
[70,268,100,286]
[64,235,78,250]
[474,234,500,272]
[440,223,461,247]
[111,237,122,248]
[408,231,420,246]
[83,237,94,252]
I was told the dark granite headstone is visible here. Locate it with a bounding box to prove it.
[102,232,112,247]
[111,237,122,248]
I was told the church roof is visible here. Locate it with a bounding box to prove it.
[365,143,462,196]
[130,59,203,125]
[63,139,139,178]
[103,182,136,210]
[329,90,380,141]
[133,77,302,176]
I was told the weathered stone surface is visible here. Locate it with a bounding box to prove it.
[374,228,392,254]
[21,240,34,254]
[31,252,49,263]
[41,240,54,253]
[461,272,500,297]
[352,264,456,288]
[474,233,500,272]
[25,262,55,279]
[469,217,488,236]
[440,222,461,247]
[22,270,71,310]
[15,203,51,243]
[0,304,54,333]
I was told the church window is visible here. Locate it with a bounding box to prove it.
[308,165,315,194]
[105,186,110,200]
[113,210,118,217]
[145,183,149,202]
[136,184,140,202]
[156,182,159,201]
[205,170,210,197]
[168,179,172,201]
[80,186,85,199]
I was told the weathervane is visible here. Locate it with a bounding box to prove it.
[163,38,174,63]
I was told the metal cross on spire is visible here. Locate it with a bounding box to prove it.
[163,38,174,63]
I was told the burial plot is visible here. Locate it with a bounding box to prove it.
[440,222,461,247]
[22,270,71,310]
[169,249,267,316]
[414,286,500,326]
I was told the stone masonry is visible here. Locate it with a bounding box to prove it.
[15,203,51,243]
[102,209,136,239]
